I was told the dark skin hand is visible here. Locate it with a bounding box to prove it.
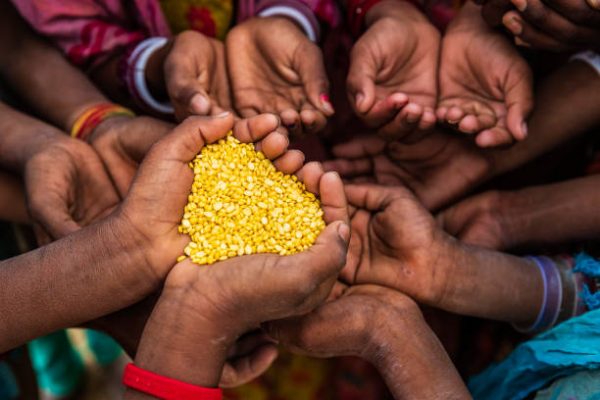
[438,2,533,147]
[226,17,334,136]
[0,112,303,352]
[339,182,542,324]
[0,103,118,242]
[478,0,600,51]
[147,31,231,120]
[87,115,174,196]
[348,0,439,140]
[323,130,494,211]
[125,167,350,398]
[267,285,472,400]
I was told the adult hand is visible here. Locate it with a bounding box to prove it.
[438,2,533,147]
[88,115,173,196]
[163,31,232,120]
[479,0,600,51]
[266,285,471,399]
[130,166,350,388]
[226,17,333,136]
[338,183,452,306]
[24,133,119,242]
[323,131,494,210]
[348,0,439,140]
[117,112,306,281]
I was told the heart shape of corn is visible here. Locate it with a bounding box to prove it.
[178,133,325,265]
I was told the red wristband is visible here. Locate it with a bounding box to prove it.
[123,363,223,400]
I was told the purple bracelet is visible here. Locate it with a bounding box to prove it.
[514,256,562,333]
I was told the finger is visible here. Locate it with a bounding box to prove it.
[32,223,53,246]
[120,117,174,162]
[295,44,333,116]
[476,127,515,147]
[504,64,533,142]
[254,132,289,160]
[319,171,349,225]
[234,113,281,143]
[296,161,324,194]
[272,149,306,174]
[360,93,409,128]
[482,0,515,26]
[322,158,373,178]
[344,183,410,211]
[418,108,437,131]
[347,44,377,114]
[29,193,81,239]
[378,103,424,139]
[148,112,235,163]
[220,344,278,388]
[457,115,481,134]
[445,106,466,125]
[331,136,386,158]
[300,108,327,133]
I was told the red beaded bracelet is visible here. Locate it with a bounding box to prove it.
[122,363,223,400]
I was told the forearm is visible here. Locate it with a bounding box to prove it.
[368,308,470,399]
[0,215,157,352]
[440,240,542,324]
[0,3,107,132]
[124,287,231,399]
[499,175,600,249]
[490,61,600,176]
[0,103,63,171]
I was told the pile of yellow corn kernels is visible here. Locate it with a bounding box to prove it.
[178,133,325,265]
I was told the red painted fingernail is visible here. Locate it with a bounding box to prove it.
[320,93,335,115]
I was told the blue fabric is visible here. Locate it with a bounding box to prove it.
[0,361,19,399]
[468,308,600,400]
[86,330,122,366]
[534,369,600,400]
[573,252,600,311]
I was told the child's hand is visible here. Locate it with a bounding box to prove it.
[24,133,119,242]
[480,0,600,51]
[437,190,511,250]
[226,17,333,136]
[131,168,349,387]
[348,0,439,140]
[339,183,452,306]
[87,116,173,196]
[438,3,533,147]
[118,112,301,282]
[323,131,493,211]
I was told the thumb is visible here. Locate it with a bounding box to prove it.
[504,64,534,141]
[145,113,235,165]
[296,43,333,116]
[220,345,278,388]
[29,195,81,240]
[347,44,377,115]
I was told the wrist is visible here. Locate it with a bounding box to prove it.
[365,0,426,27]
[257,5,319,42]
[135,282,236,387]
[87,114,135,145]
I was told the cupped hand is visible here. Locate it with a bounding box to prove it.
[323,131,493,210]
[88,115,173,196]
[437,190,511,250]
[226,17,333,136]
[164,30,232,120]
[348,0,439,140]
[24,133,119,242]
[480,0,600,51]
[338,183,452,306]
[118,112,301,279]
[438,2,533,147]
[131,166,350,386]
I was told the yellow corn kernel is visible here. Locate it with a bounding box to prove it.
[177,132,326,265]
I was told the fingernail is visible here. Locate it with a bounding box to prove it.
[214,111,230,118]
[356,93,364,108]
[521,122,528,138]
[504,15,523,35]
[320,93,335,115]
[190,94,211,115]
[286,122,297,130]
[511,0,527,11]
[337,222,350,243]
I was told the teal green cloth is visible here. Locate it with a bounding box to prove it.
[86,330,122,366]
[0,361,19,399]
[468,308,600,400]
[535,369,600,400]
[28,331,84,397]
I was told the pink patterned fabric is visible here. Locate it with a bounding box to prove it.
[11,0,339,69]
